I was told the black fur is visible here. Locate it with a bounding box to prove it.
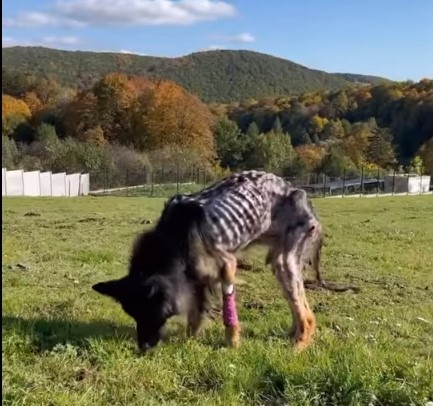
[92,200,216,351]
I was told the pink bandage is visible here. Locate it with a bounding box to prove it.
[223,292,238,326]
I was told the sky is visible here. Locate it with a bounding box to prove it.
[2,0,433,81]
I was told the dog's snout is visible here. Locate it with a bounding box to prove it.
[139,341,151,352]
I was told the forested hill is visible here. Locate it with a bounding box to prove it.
[2,46,389,102]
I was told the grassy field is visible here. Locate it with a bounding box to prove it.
[2,195,433,406]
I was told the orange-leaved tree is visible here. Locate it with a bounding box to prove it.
[133,80,215,160]
[2,95,31,119]
[295,144,326,172]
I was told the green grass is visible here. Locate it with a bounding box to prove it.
[2,195,433,406]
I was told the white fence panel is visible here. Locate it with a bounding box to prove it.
[2,168,6,196]
[66,173,80,197]
[40,172,52,196]
[23,171,41,196]
[80,173,90,196]
[52,173,67,196]
[5,169,24,196]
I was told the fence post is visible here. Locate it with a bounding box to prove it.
[150,169,154,197]
[4,169,7,196]
[406,172,409,195]
[176,164,180,194]
[419,167,423,194]
[376,166,380,196]
[392,168,396,195]
[105,167,108,195]
[125,168,129,197]
[21,170,25,196]
[342,168,346,197]
[360,166,364,197]
[322,173,326,198]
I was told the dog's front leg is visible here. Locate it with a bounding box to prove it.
[186,283,209,337]
[221,255,241,348]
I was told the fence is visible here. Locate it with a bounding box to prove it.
[2,168,90,197]
[88,165,432,199]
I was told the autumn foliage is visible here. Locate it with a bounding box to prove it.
[2,95,31,119]
[2,71,432,180]
[59,74,216,159]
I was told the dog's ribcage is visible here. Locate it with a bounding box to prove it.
[167,171,293,252]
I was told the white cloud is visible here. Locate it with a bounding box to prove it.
[200,44,226,51]
[2,37,31,47]
[2,36,82,47]
[229,32,255,43]
[4,0,237,28]
[40,36,81,45]
[120,49,147,55]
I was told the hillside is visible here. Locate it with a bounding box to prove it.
[2,46,388,102]
[334,72,391,84]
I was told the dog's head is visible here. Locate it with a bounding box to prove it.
[92,274,177,351]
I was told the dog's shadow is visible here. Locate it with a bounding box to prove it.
[2,315,202,353]
[3,315,293,353]
[2,315,139,352]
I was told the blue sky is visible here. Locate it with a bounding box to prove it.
[3,0,432,80]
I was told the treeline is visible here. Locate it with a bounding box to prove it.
[2,72,433,184]
[2,48,386,103]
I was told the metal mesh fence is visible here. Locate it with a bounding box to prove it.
[89,165,431,199]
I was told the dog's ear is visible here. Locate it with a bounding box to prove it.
[92,278,128,301]
[142,277,177,317]
[142,278,160,299]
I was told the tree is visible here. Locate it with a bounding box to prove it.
[33,78,73,107]
[246,121,260,138]
[341,122,371,168]
[322,119,345,140]
[92,73,138,144]
[246,130,294,174]
[295,145,326,172]
[2,95,31,119]
[61,91,99,140]
[22,92,43,114]
[418,138,433,176]
[136,80,215,159]
[34,123,58,144]
[272,116,283,132]
[410,156,423,174]
[214,118,246,169]
[2,114,33,143]
[366,127,396,169]
[83,126,106,146]
[2,136,20,169]
[318,147,354,177]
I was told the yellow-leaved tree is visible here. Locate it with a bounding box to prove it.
[134,80,216,160]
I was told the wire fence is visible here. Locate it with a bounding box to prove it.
[89,165,432,199]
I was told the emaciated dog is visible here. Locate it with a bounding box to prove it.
[92,170,355,352]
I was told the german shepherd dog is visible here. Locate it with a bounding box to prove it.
[92,170,356,351]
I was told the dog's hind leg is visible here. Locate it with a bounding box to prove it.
[271,247,315,349]
[270,190,319,349]
[221,254,241,348]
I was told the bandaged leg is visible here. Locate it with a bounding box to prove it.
[221,256,241,347]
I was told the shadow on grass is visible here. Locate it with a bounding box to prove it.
[2,315,137,352]
[2,315,207,353]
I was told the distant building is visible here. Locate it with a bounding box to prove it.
[384,174,431,194]
[302,178,383,195]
